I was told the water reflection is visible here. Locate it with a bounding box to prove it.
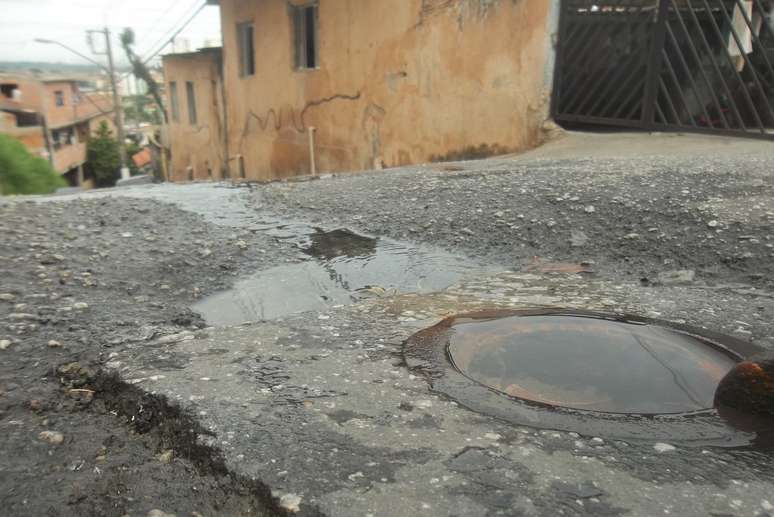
[192,228,486,325]
[448,314,738,414]
[304,229,377,260]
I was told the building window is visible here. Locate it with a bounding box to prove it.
[52,127,75,150]
[237,22,255,77]
[1,83,18,99]
[186,81,197,125]
[52,129,62,150]
[169,82,180,122]
[14,112,39,127]
[292,3,319,70]
[54,90,65,107]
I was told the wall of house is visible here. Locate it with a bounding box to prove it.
[44,81,79,128]
[44,82,114,130]
[163,51,226,182]
[47,115,114,174]
[10,127,47,155]
[1,111,46,155]
[219,0,555,181]
[0,111,17,132]
[0,76,42,112]
[52,141,87,173]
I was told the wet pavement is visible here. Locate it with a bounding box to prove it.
[107,269,774,515]
[6,132,774,516]
[192,226,490,325]
[443,312,738,415]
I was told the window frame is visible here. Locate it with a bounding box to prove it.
[54,90,65,107]
[237,22,256,77]
[1,83,19,99]
[186,81,197,125]
[291,2,320,71]
[169,81,180,122]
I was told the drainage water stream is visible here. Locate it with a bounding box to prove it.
[192,226,491,325]
[40,184,773,445]
[42,183,494,325]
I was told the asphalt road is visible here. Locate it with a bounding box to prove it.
[1,132,773,516]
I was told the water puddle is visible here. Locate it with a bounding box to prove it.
[192,226,490,326]
[37,183,491,326]
[405,309,773,446]
[448,313,736,414]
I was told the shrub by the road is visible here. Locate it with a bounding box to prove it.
[87,121,122,188]
[0,134,65,195]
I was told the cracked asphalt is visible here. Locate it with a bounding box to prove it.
[2,132,774,516]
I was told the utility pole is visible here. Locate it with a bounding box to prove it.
[100,28,130,181]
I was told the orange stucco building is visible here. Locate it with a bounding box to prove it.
[222,0,558,180]
[164,0,559,182]
[0,74,115,185]
[162,48,228,181]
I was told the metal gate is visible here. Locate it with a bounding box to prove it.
[552,0,774,139]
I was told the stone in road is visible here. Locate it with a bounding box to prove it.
[1,132,773,516]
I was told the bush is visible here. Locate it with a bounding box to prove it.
[87,121,121,187]
[0,134,65,195]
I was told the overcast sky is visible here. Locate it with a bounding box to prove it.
[0,0,221,66]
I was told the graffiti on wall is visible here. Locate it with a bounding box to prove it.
[237,92,375,171]
[241,92,362,138]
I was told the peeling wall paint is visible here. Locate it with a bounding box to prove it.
[219,0,554,181]
[419,0,521,29]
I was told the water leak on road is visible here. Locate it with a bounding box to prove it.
[192,225,490,326]
[447,312,737,414]
[44,183,492,326]
[405,309,773,447]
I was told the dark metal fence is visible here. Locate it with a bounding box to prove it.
[552,0,774,139]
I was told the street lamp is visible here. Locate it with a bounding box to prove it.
[35,32,130,181]
[34,39,106,71]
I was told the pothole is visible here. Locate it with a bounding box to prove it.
[405,309,773,447]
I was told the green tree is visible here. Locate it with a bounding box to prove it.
[86,121,121,187]
[120,28,167,122]
[124,94,161,125]
[0,134,65,195]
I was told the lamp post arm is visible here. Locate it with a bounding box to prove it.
[34,38,108,73]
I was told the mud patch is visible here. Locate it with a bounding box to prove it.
[429,143,511,163]
[90,373,283,515]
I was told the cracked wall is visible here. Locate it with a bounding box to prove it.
[220,0,553,181]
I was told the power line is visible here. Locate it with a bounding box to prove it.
[116,1,207,85]
[137,0,180,49]
[141,1,209,67]
[139,0,206,63]
[139,0,199,58]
